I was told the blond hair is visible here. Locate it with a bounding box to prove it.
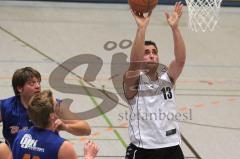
[28,90,54,128]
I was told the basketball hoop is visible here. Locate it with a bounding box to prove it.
[185,0,223,32]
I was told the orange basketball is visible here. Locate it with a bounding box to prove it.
[128,0,158,13]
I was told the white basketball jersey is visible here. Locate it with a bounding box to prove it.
[127,71,181,149]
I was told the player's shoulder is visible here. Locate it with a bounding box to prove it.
[157,64,176,85]
[16,128,28,137]
[12,129,28,146]
[0,142,11,159]
[1,96,17,103]
[0,96,18,109]
[58,141,77,159]
[0,142,8,149]
[60,141,72,148]
[158,63,168,74]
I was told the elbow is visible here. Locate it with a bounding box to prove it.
[82,122,91,136]
[77,127,91,136]
[85,126,91,136]
[75,121,91,136]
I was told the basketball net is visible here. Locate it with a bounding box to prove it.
[186,0,223,32]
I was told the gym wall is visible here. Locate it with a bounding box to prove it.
[6,0,240,7]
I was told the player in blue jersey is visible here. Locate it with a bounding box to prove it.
[12,90,99,159]
[0,67,91,148]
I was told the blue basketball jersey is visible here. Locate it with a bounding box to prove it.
[12,127,65,159]
[0,96,62,149]
[0,96,33,148]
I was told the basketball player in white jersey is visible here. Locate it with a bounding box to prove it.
[124,2,186,159]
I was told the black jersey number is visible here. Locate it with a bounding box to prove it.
[161,87,172,100]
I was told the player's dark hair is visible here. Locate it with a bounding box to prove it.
[12,67,41,96]
[145,40,158,51]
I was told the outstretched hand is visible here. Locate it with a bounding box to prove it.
[164,2,183,29]
[84,140,99,159]
[131,9,152,29]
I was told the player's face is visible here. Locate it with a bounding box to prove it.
[19,77,41,99]
[143,45,159,69]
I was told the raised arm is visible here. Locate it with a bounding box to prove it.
[54,119,91,136]
[123,10,151,99]
[165,2,186,82]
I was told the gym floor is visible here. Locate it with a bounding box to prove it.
[0,1,239,158]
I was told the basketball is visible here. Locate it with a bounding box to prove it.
[128,0,158,13]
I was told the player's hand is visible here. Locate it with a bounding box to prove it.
[84,140,99,159]
[164,2,183,29]
[53,119,68,131]
[131,9,152,29]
